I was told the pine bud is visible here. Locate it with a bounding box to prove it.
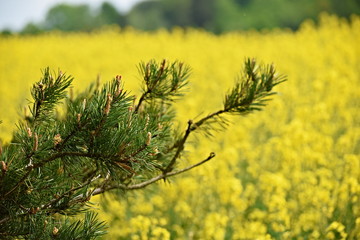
[144,114,150,130]
[57,166,64,175]
[104,94,113,115]
[77,113,81,123]
[149,147,159,156]
[146,132,152,145]
[52,226,59,236]
[82,99,87,111]
[30,207,39,214]
[1,161,7,173]
[53,134,62,146]
[157,123,163,130]
[27,128,32,137]
[115,75,122,97]
[33,133,38,151]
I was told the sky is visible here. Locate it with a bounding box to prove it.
[0,0,145,31]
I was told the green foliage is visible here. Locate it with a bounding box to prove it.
[0,59,285,238]
[19,23,44,35]
[137,59,190,105]
[13,0,360,34]
[95,2,127,28]
[126,0,360,32]
[44,4,95,31]
[224,58,286,114]
[126,1,168,31]
[30,68,72,121]
[56,212,107,240]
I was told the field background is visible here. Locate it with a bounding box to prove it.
[0,14,359,239]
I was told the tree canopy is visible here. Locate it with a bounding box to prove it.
[10,0,360,35]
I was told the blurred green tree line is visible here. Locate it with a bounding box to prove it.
[10,0,360,34]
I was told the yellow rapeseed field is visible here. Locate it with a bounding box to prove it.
[0,13,359,239]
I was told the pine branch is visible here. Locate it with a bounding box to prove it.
[135,59,190,112]
[0,152,215,226]
[56,212,107,239]
[30,68,72,122]
[163,58,286,171]
[192,58,286,132]
[92,152,215,193]
[223,58,286,114]
[0,174,100,226]
[164,119,193,172]
[1,151,104,201]
[0,58,285,239]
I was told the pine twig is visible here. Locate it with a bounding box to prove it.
[163,58,285,172]
[164,119,193,173]
[93,152,215,193]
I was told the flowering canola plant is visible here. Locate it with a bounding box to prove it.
[0,13,359,239]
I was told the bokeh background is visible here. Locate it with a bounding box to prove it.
[1,0,360,33]
[1,1,359,239]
